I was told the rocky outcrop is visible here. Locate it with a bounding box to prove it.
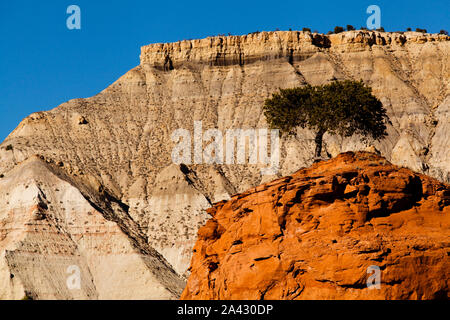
[0,30,449,298]
[141,31,449,68]
[182,152,450,300]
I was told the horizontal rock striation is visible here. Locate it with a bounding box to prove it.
[141,31,449,68]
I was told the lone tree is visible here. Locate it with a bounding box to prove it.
[263,80,390,158]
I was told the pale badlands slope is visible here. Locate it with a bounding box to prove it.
[0,156,183,299]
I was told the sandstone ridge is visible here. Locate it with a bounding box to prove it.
[182,152,450,300]
[141,30,450,68]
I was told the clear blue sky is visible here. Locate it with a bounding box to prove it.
[1,0,448,143]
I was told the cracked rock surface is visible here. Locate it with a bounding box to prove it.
[182,152,449,300]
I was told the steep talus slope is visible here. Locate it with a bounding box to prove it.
[0,30,449,283]
[182,152,450,300]
[0,156,184,299]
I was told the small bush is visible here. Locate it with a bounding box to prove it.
[360,27,368,30]
[406,27,412,31]
[302,27,311,32]
[5,144,13,151]
[376,27,385,32]
[439,29,449,35]
[416,28,427,33]
[334,26,344,34]
[346,25,355,31]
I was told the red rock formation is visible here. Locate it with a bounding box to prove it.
[181,152,450,300]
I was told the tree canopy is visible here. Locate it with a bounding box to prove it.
[263,80,390,158]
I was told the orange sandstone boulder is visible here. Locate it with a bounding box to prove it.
[181,152,450,300]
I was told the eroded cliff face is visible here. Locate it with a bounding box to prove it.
[0,30,449,298]
[182,152,450,300]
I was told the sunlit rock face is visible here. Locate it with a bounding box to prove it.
[182,152,450,300]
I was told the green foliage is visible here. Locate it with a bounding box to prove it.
[346,25,355,31]
[406,27,412,31]
[416,28,427,33]
[302,27,311,32]
[334,26,344,33]
[439,29,449,35]
[263,80,390,156]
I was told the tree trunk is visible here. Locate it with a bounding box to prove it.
[314,130,325,158]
